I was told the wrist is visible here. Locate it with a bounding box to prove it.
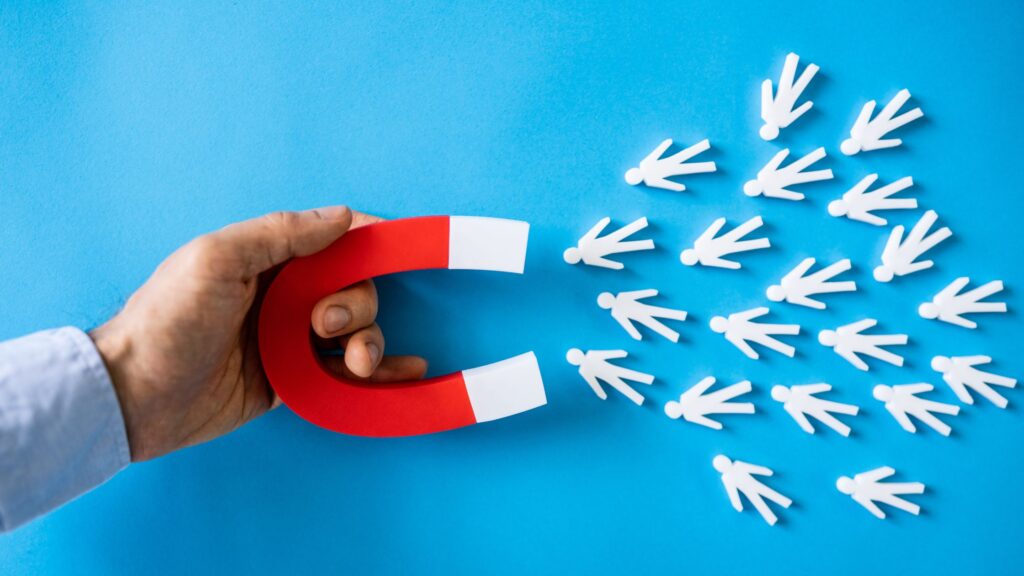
[90,320,151,461]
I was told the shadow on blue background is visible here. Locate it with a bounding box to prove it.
[1,1,1022,574]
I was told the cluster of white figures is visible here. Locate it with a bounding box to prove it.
[563,53,1015,525]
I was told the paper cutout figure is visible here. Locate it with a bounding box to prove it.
[771,384,859,437]
[564,216,655,270]
[932,355,1017,408]
[625,139,717,191]
[743,147,833,201]
[710,307,800,360]
[873,210,952,282]
[760,52,819,141]
[837,467,925,519]
[664,377,755,429]
[681,216,771,269]
[598,289,688,342]
[566,348,654,406]
[841,89,924,155]
[828,174,916,226]
[818,319,907,371]
[713,455,792,526]
[919,277,1007,329]
[767,257,856,310]
[873,384,959,436]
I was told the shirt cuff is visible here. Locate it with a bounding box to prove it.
[0,327,131,532]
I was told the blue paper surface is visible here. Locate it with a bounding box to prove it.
[1,1,1022,574]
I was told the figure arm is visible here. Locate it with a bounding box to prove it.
[644,139,673,164]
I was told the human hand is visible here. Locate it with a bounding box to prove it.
[89,206,428,461]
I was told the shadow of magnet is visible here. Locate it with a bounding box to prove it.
[258,216,547,437]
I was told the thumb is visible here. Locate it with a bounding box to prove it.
[215,206,353,277]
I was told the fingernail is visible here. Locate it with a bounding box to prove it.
[366,342,381,365]
[324,306,351,333]
[313,205,350,221]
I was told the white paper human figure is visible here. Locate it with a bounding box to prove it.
[828,174,916,226]
[664,377,755,430]
[597,289,688,342]
[841,89,924,155]
[836,467,925,519]
[625,139,717,192]
[760,52,819,141]
[710,307,799,360]
[680,216,770,269]
[932,355,1017,408]
[818,319,907,371]
[767,257,856,310]
[713,455,791,526]
[770,384,859,437]
[873,384,960,436]
[565,348,654,406]
[873,210,952,282]
[743,147,833,201]
[564,216,655,270]
[918,277,1007,329]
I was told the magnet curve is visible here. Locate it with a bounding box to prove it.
[258,216,547,437]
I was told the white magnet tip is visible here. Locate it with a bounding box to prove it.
[463,351,547,423]
[449,216,529,274]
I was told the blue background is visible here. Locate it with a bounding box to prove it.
[1,1,1022,574]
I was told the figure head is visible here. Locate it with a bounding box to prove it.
[872,384,893,402]
[597,292,615,309]
[742,179,764,197]
[712,455,732,473]
[836,476,856,495]
[759,123,780,141]
[770,385,791,402]
[680,249,699,266]
[563,247,582,265]
[931,355,952,373]
[818,329,837,347]
[827,199,849,217]
[873,265,894,283]
[918,301,939,319]
[709,316,729,334]
[565,348,585,366]
[766,284,786,302]
[664,400,683,420]
[840,138,861,156]
[624,167,643,186]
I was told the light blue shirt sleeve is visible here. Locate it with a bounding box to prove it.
[0,327,131,533]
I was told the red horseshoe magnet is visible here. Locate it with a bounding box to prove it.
[258,216,547,437]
